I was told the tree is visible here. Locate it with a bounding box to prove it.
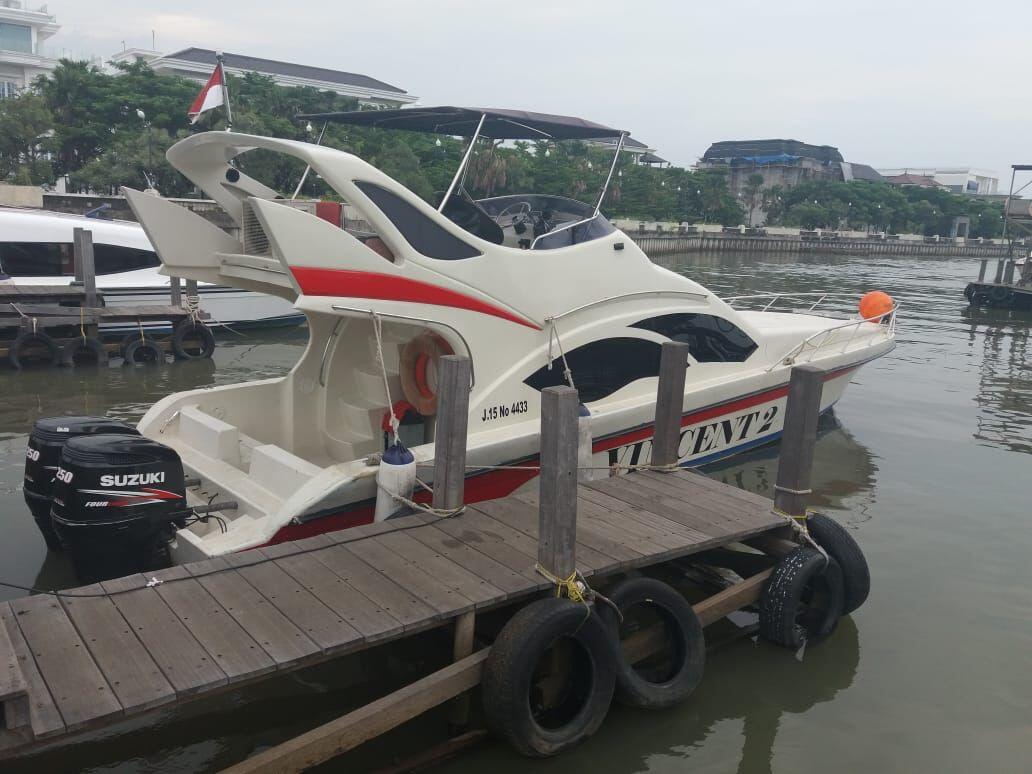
[69,127,189,196]
[0,92,53,184]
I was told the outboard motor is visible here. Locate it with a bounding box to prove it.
[24,416,139,551]
[50,434,188,583]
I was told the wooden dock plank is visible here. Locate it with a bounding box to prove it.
[581,477,733,534]
[626,471,764,525]
[406,523,534,595]
[375,531,506,607]
[311,543,441,628]
[436,508,547,581]
[260,540,404,643]
[0,603,63,740]
[574,483,721,541]
[100,574,228,697]
[59,585,176,713]
[185,559,321,667]
[8,595,122,732]
[223,553,365,656]
[345,536,476,617]
[150,565,276,682]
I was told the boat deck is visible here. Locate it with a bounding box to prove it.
[0,469,784,755]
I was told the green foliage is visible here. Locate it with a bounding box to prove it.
[765,178,1004,238]
[0,92,53,184]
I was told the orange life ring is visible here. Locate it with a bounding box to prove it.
[400,332,454,415]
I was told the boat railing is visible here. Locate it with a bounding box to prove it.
[724,291,862,315]
[763,302,900,372]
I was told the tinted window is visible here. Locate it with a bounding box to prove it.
[354,181,482,260]
[632,314,757,362]
[0,242,72,276]
[93,244,160,274]
[0,242,159,277]
[524,337,664,403]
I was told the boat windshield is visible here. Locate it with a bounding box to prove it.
[296,106,627,252]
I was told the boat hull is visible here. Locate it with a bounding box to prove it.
[208,364,855,554]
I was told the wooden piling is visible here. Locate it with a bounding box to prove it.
[432,355,472,513]
[652,341,689,468]
[169,276,182,308]
[1004,260,1016,285]
[994,259,1005,283]
[773,365,824,518]
[977,259,988,282]
[537,385,580,580]
[72,228,98,311]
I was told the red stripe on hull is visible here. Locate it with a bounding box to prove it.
[290,267,540,330]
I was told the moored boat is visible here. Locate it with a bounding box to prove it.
[83,105,901,565]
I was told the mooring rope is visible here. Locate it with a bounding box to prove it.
[545,318,576,390]
[370,311,400,444]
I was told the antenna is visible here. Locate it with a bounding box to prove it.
[152,30,155,50]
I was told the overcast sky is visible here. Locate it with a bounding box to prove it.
[51,0,1032,185]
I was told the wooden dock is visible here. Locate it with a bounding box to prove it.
[0,348,842,770]
[0,470,783,753]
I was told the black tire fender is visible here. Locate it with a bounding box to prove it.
[60,336,108,367]
[8,331,60,369]
[122,336,165,365]
[171,320,216,360]
[806,513,870,614]
[759,546,844,649]
[597,577,705,709]
[483,597,615,757]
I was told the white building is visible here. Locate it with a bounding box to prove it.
[876,166,999,195]
[109,47,417,108]
[0,0,58,98]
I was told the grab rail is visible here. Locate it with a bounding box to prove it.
[764,303,900,372]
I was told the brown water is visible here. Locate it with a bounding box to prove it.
[2,251,1030,773]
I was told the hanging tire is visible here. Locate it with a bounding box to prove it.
[963,284,975,302]
[482,597,616,757]
[988,286,1013,306]
[122,337,165,365]
[60,336,108,367]
[596,577,705,709]
[8,331,60,369]
[806,513,870,614]
[973,290,991,307]
[171,320,216,360]
[759,546,844,649]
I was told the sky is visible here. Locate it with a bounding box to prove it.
[49,0,1032,187]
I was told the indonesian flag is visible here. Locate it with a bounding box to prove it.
[188,64,225,124]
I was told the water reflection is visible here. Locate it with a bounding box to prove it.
[703,412,878,521]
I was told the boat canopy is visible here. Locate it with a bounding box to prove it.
[295,106,624,141]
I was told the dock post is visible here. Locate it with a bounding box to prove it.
[1004,260,1016,285]
[430,355,475,729]
[652,341,689,469]
[72,227,98,310]
[977,259,988,282]
[994,259,1005,283]
[773,365,825,519]
[169,276,182,308]
[538,385,580,582]
[1023,260,1032,285]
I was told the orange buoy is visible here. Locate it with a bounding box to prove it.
[858,290,894,322]
[400,332,454,416]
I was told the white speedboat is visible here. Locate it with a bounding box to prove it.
[119,106,896,563]
[0,208,303,332]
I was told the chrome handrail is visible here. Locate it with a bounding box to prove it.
[764,303,900,372]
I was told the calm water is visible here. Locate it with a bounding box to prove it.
[2,251,1030,773]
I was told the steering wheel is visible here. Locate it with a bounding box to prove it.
[496,201,532,225]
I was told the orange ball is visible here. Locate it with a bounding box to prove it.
[859,290,894,321]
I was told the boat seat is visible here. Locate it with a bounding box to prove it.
[178,406,242,468]
[248,444,323,495]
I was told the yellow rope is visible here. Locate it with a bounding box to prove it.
[535,563,589,603]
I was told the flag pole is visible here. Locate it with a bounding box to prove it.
[216,51,233,132]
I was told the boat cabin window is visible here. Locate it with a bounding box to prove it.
[0,241,160,277]
[524,337,664,403]
[631,313,758,362]
[476,195,616,251]
[354,181,482,260]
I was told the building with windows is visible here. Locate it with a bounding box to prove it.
[0,0,59,98]
[876,167,998,195]
[109,47,417,108]
[588,135,668,166]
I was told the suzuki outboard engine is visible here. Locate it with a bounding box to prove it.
[51,434,188,583]
[24,416,139,551]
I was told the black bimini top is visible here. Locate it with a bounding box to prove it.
[296,106,625,141]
